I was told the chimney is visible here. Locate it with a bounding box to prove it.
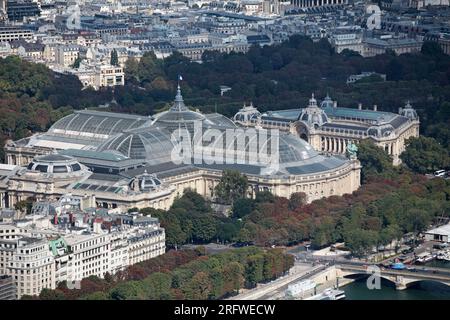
[399,107,403,114]
[333,101,337,108]
[358,103,362,110]
[373,104,377,111]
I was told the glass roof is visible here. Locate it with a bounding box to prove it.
[322,106,395,122]
[97,127,175,165]
[48,110,152,140]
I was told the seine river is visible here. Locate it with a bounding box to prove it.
[342,261,450,300]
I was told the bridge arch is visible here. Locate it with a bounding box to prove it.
[405,279,450,290]
[342,273,398,287]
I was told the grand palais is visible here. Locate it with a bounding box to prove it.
[0,86,418,211]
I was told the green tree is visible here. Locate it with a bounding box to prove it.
[288,192,307,211]
[142,272,173,299]
[39,288,66,300]
[110,49,119,66]
[124,57,139,81]
[191,216,217,243]
[232,198,255,218]
[81,291,110,300]
[14,197,34,214]
[223,262,244,294]
[214,170,249,205]
[421,41,444,56]
[71,54,82,69]
[357,140,394,182]
[400,136,450,174]
[185,272,212,300]
[244,254,264,288]
[109,281,145,300]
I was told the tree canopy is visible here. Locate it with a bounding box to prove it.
[400,136,450,174]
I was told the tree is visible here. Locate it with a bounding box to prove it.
[71,54,82,69]
[109,281,145,300]
[185,272,212,300]
[357,140,394,182]
[400,136,450,174]
[124,57,139,82]
[110,49,119,66]
[191,216,217,243]
[82,291,109,300]
[288,192,307,211]
[214,170,249,205]
[142,272,173,299]
[244,254,264,288]
[39,288,66,300]
[223,262,244,294]
[14,197,34,214]
[232,198,255,218]
[421,41,444,56]
[255,191,275,203]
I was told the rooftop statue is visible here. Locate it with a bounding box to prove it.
[346,142,358,160]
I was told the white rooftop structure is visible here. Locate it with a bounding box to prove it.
[425,223,450,243]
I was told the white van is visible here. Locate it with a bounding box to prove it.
[434,170,446,177]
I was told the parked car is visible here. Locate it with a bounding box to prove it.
[401,247,414,254]
[434,170,446,177]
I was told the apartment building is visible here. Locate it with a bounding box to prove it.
[0,275,16,300]
[0,26,33,42]
[55,44,80,67]
[7,237,56,299]
[0,210,165,299]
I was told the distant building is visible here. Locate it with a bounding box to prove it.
[74,63,125,90]
[424,224,450,243]
[0,26,33,42]
[6,0,40,22]
[15,41,45,61]
[363,36,423,57]
[329,27,364,55]
[346,72,387,84]
[424,33,450,55]
[235,94,419,165]
[290,0,348,9]
[55,45,80,67]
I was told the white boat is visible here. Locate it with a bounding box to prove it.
[436,252,450,262]
[286,279,316,298]
[416,253,436,263]
[305,288,346,300]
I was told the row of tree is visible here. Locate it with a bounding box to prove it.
[33,247,293,300]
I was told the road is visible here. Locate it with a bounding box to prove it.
[228,262,326,300]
